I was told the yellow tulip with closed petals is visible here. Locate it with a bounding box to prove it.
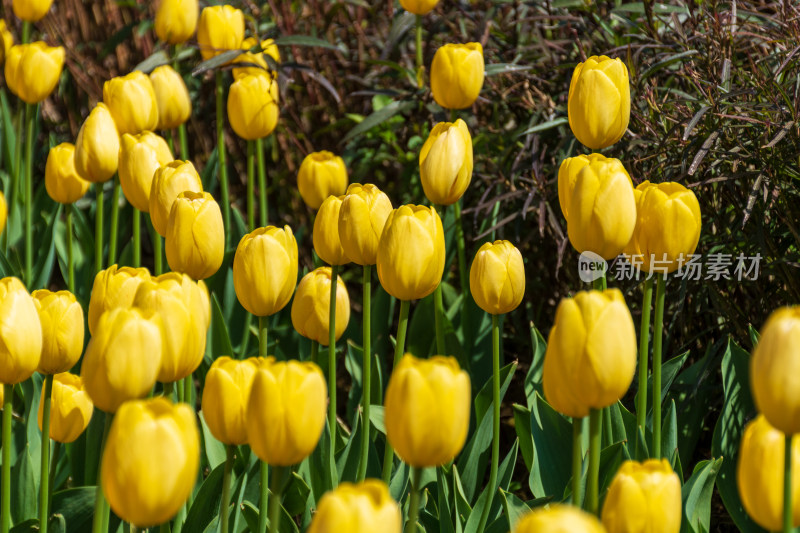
[0,192,6,235]
[430,43,484,110]
[197,5,244,61]
[74,103,120,183]
[81,307,164,413]
[297,151,349,210]
[0,277,43,384]
[399,0,439,15]
[103,71,159,135]
[150,65,192,130]
[469,240,525,315]
[385,354,470,467]
[32,290,84,374]
[233,225,298,317]
[12,0,53,21]
[601,459,682,533]
[233,37,281,80]
[376,205,445,302]
[313,195,349,265]
[201,356,262,445]
[1,20,14,64]
[88,265,151,335]
[45,143,91,204]
[737,415,800,531]
[557,153,608,220]
[246,358,327,466]
[338,183,393,265]
[543,289,636,419]
[154,0,198,45]
[514,504,607,533]
[4,42,65,104]
[119,132,174,213]
[291,267,350,346]
[419,119,473,205]
[165,191,225,280]
[227,73,279,141]
[149,160,203,236]
[568,55,630,150]
[308,480,402,533]
[37,372,93,444]
[101,398,199,527]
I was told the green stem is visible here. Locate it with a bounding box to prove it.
[184,373,193,408]
[108,177,121,265]
[215,71,231,244]
[586,408,602,515]
[178,124,189,161]
[152,221,163,275]
[240,314,253,358]
[592,272,607,291]
[39,375,54,533]
[652,274,666,458]
[163,381,175,400]
[259,316,268,358]
[405,467,423,533]
[219,445,234,533]
[66,205,75,293]
[572,417,583,506]
[636,277,654,437]
[91,412,114,533]
[268,466,283,533]
[21,21,31,44]
[166,129,175,154]
[159,522,170,533]
[132,208,141,267]
[95,184,104,274]
[381,299,411,484]
[357,265,372,482]
[415,15,423,88]
[258,461,268,533]
[247,140,256,231]
[453,201,470,369]
[2,384,13,533]
[176,379,184,406]
[256,137,267,226]
[476,314,501,532]
[24,103,35,287]
[328,265,339,453]
[310,341,318,364]
[784,434,793,533]
[48,441,60,511]
[434,282,445,354]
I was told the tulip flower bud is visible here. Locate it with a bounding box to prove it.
[308,480,402,533]
[233,37,280,80]
[430,43,484,110]
[150,160,203,237]
[233,225,298,317]
[88,265,151,336]
[313,195,349,265]
[246,358,327,466]
[0,20,14,64]
[338,183,393,266]
[74,103,120,183]
[32,290,84,374]
[419,119,473,205]
[399,0,439,15]
[297,151,348,210]
[513,504,606,533]
[563,154,636,260]
[101,398,199,527]
[568,55,630,150]
[165,191,225,280]
[0,192,6,236]
[37,372,93,444]
[103,71,160,136]
[623,181,701,273]
[150,65,192,130]
[751,306,800,435]
[227,73,279,141]
[376,205,445,301]
[201,356,262,445]
[543,289,636,419]
[4,42,65,104]
[45,143,91,204]
[118,132,174,213]
[601,459,682,533]
[469,240,525,315]
[557,153,607,220]
[291,267,350,346]
[12,0,53,21]
[737,415,800,530]
[385,354,470,467]
[81,307,164,413]
[197,5,244,61]
[154,0,198,45]
[0,277,43,384]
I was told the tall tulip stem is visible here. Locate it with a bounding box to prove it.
[219,445,234,533]
[259,316,268,358]
[258,462,268,533]
[268,465,284,533]
[357,264,372,482]
[66,205,75,293]
[24,103,35,287]
[784,433,792,533]
[256,138,268,226]
[652,274,666,458]
[406,466,423,533]
[476,314,501,531]
[92,412,114,533]
[39,374,54,533]
[2,384,13,533]
[453,201,470,369]
[95,185,104,274]
[636,277,654,440]
[178,123,189,161]
[247,140,256,231]
[415,15,423,88]
[382,299,411,484]
[328,264,339,456]
[572,417,583,506]
[434,282,445,354]
[108,177,121,265]
[215,71,231,244]
[587,408,602,515]
[132,208,141,267]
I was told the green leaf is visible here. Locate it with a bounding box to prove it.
[681,457,723,533]
[198,412,226,470]
[282,472,312,518]
[51,487,95,533]
[500,490,531,532]
[475,362,517,427]
[308,421,338,503]
[209,294,234,363]
[529,393,572,499]
[523,324,547,407]
[134,50,169,73]
[455,404,492,502]
[517,117,569,137]
[11,446,37,525]
[633,350,690,417]
[273,35,344,54]
[513,404,534,471]
[369,405,385,434]
[183,461,225,533]
[484,64,534,76]
[436,467,456,533]
[191,49,243,76]
[342,100,414,143]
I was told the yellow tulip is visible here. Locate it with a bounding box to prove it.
[376,204,445,301]
[399,0,439,15]
[154,0,198,45]
[227,72,279,141]
[513,504,606,533]
[623,181,701,273]
[103,71,160,135]
[149,160,203,237]
[74,103,120,183]
[201,356,262,445]
[233,37,281,80]
[37,372,93,444]
[469,240,525,315]
[12,0,53,21]
[119,132,174,213]
[246,358,327,466]
[737,415,800,531]
[385,354,470,467]
[0,277,43,384]
[430,43,484,110]
[291,267,350,346]
[150,65,192,130]
[88,265,151,336]
[338,183,393,266]
[601,459,682,533]
[568,55,630,150]
[0,192,6,235]
[297,151,349,210]
[197,5,244,61]
[101,398,199,527]
[751,306,800,435]
[45,143,90,205]
[0,20,14,64]
[307,480,402,533]
[313,195,350,265]
[4,42,65,104]
[542,289,636,419]
[165,191,225,280]
[557,153,607,220]
[233,225,298,317]
[419,119,473,205]
[563,154,636,260]
[32,290,84,374]
[81,307,164,413]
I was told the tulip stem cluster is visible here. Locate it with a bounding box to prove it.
[382,299,411,484]
[1,384,12,533]
[219,445,234,533]
[24,103,35,286]
[586,408,602,515]
[476,314,502,531]
[357,265,372,482]
[328,265,339,447]
[636,277,654,437]
[39,374,54,533]
[784,434,792,533]
[214,71,231,243]
[108,178,121,265]
[652,275,666,458]
[571,417,583,506]
[406,467,423,533]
